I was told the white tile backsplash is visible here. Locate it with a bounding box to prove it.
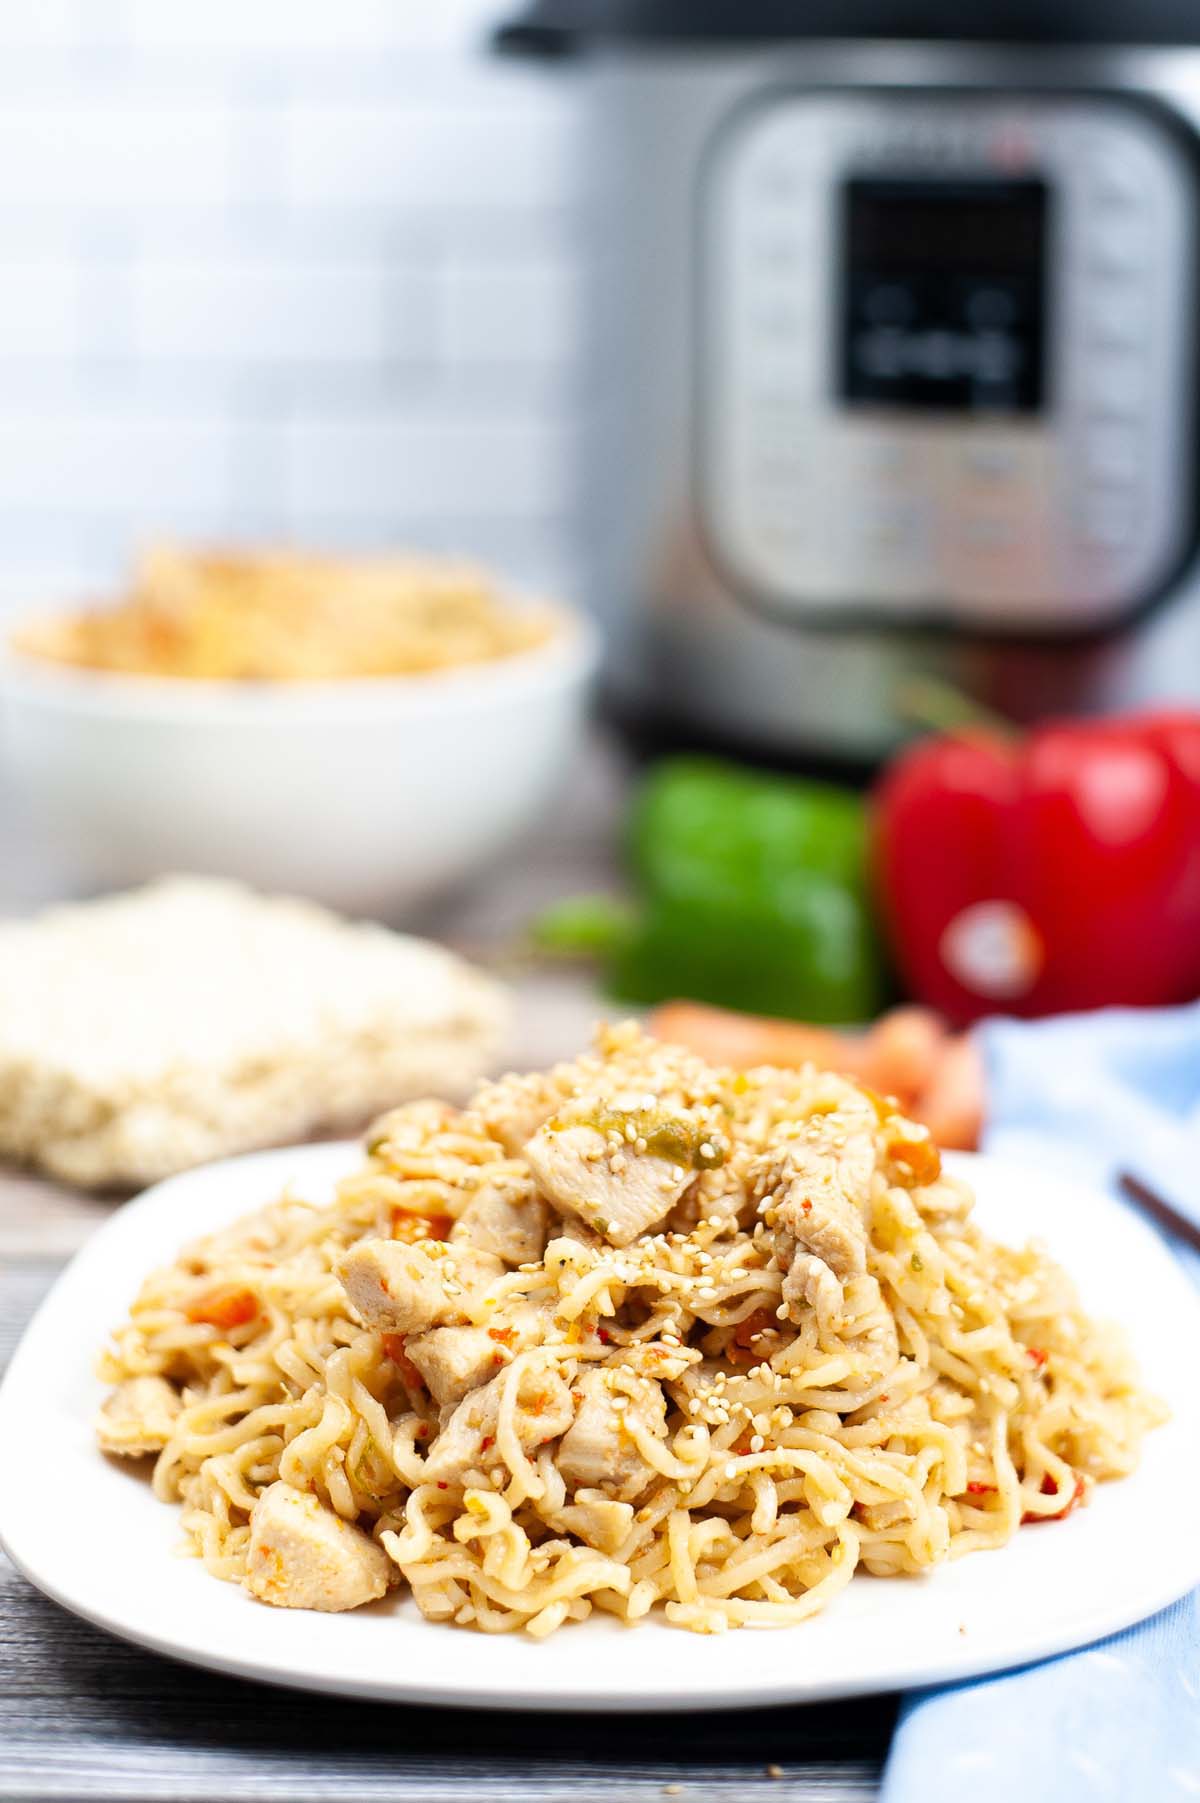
[0,0,583,614]
[0,416,235,512]
[0,104,237,210]
[0,263,80,358]
[285,412,574,521]
[443,263,581,366]
[282,101,575,212]
[127,0,496,54]
[131,257,428,365]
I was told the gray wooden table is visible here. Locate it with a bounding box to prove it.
[0,736,895,1802]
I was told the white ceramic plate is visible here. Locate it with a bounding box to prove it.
[2,1145,1197,1712]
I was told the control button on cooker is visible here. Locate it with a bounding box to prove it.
[757,162,804,202]
[956,516,1019,550]
[1085,289,1145,349]
[1085,359,1144,418]
[1090,157,1143,210]
[862,504,921,543]
[753,236,805,271]
[962,442,1021,480]
[752,305,807,342]
[861,439,912,479]
[964,287,1017,331]
[862,283,916,327]
[1087,222,1147,275]
[1082,428,1140,485]
[1077,497,1135,549]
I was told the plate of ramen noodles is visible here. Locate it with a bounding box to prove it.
[1,1024,1195,1709]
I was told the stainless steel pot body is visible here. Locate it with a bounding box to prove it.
[580,41,1200,756]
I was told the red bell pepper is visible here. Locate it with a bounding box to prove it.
[873,710,1200,1026]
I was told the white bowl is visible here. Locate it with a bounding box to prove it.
[0,606,598,916]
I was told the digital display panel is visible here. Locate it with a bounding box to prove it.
[839,177,1049,413]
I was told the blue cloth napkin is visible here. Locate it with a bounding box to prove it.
[882,1004,1200,1803]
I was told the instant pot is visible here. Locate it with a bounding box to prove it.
[500,1,1200,759]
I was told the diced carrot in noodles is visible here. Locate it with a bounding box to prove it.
[185,1285,259,1330]
[391,1208,452,1244]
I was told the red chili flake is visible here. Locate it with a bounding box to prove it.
[488,1325,518,1346]
[480,1435,495,1452]
[1022,1473,1085,1524]
[728,1307,776,1365]
[1027,1348,1048,1368]
[800,1199,813,1215]
[380,1333,424,1389]
[597,1328,612,1345]
[436,1481,448,1490]
[415,1422,430,1438]
[966,1481,997,1496]
[877,1394,890,1404]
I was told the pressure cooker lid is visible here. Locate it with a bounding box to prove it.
[497,0,1200,54]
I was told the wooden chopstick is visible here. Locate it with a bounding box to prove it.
[1117,1171,1200,1255]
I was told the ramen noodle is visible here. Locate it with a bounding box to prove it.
[96,1023,1163,1635]
[15,545,554,681]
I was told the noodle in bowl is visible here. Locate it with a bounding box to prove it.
[96,1024,1164,1637]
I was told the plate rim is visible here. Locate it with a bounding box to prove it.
[2,1143,1198,1713]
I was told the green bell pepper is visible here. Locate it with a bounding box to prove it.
[535,757,883,1023]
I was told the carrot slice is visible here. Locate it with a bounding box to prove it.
[185,1284,259,1330]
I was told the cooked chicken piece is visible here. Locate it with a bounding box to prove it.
[553,1492,635,1555]
[557,1369,666,1502]
[556,1216,604,1252]
[365,1098,465,1161]
[752,1111,875,1329]
[782,1253,845,1334]
[608,1339,700,1384]
[405,1325,505,1407]
[452,1183,550,1267]
[422,1361,574,1487]
[666,1167,747,1235]
[338,1238,503,1335]
[768,1116,874,1277]
[96,1375,181,1457]
[471,1071,563,1157]
[244,1481,392,1612]
[524,1102,704,1248]
[405,1304,546,1407]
